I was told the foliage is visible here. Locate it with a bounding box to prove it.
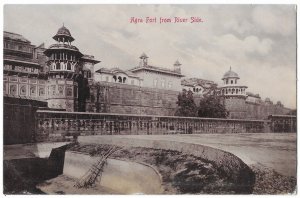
[198,85,228,118]
[286,109,296,115]
[175,89,198,117]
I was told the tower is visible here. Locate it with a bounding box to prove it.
[220,67,248,119]
[139,52,148,67]
[174,60,181,73]
[44,25,83,111]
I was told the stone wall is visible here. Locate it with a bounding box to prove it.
[4,97,47,145]
[86,82,180,116]
[35,110,267,142]
[84,81,291,120]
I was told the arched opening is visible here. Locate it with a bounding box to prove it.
[67,62,71,70]
[113,75,117,82]
[123,77,126,83]
[118,76,122,83]
[193,87,196,92]
[56,62,60,70]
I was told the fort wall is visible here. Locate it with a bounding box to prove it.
[85,82,290,119]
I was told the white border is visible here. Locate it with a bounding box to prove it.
[0,1,298,198]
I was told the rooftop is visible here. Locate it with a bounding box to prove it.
[181,78,216,88]
[130,65,184,77]
[95,67,140,78]
[4,31,31,43]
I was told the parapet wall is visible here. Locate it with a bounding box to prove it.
[35,110,267,142]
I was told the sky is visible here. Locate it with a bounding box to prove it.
[3,4,297,109]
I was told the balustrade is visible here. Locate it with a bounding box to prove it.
[35,110,266,141]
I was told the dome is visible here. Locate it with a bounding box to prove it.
[140,52,148,59]
[57,26,72,37]
[53,25,75,42]
[222,67,239,80]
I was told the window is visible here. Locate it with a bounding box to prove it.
[235,79,237,84]
[153,79,158,87]
[161,80,165,88]
[67,62,72,70]
[39,87,45,96]
[231,80,233,84]
[20,85,27,95]
[66,87,73,97]
[118,76,122,83]
[58,85,64,95]
[51,85,56,95]
[10,85,17,95]
[56,62,60,70]
[226,79,228,84]
[30,86,36,96]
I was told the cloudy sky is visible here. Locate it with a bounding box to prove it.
[4,4,297,108]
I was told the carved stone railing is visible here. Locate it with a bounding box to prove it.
[35,110,267,142]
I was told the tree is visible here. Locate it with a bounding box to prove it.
[198,85,228,118]
[175,89,198,117]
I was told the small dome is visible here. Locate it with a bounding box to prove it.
[53,25,75,42]
[56,26,72,37]
[222,67,239,80]
[140,52,148,59]
[174,60,181,66]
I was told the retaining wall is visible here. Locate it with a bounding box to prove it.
[63,151,163,194]
[78,135,255,193]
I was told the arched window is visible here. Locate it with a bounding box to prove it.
[231,80,233,84]
[113,76,117,82]
[30,86,36,96]
[118,76,122,83]
[235,79,237,84]
[153,79,158,87]
[226,79,228,84]
[196,88,199,92]
[10,85,17,95]
[193,87,196,92]
[20,85,27,95]
[39,87,45,96]
[67,62,71,70]
[56,62,60,70]
[123,77,126,83]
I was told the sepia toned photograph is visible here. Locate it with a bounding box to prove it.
[3,4,297,195]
